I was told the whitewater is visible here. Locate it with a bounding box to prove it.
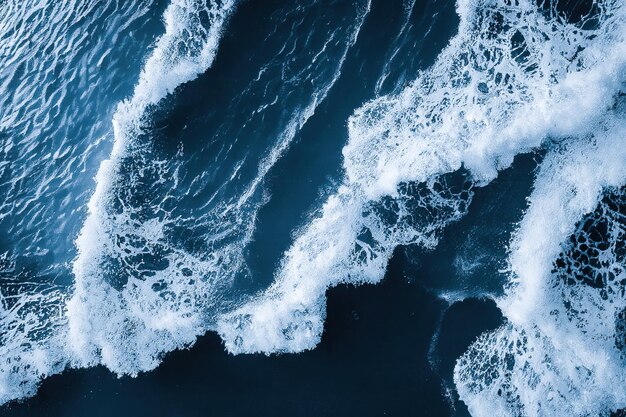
[0,0,624,415]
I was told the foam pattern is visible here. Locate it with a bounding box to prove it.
[68,0,372,377]
[218,172,474,353]
[455,120,626,416]
[0,0,624,411]
[0,0,158,404]
[218,0,626,362]
[68,0,237,373]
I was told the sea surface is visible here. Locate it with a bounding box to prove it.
[0,0,625,416]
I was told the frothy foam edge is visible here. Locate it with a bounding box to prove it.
[217,0,626,363]
[455,121,626,415]
[69,0,236,372]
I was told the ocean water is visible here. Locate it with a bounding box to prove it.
[0,0,624,416]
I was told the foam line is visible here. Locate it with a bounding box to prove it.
[69,0,236,373]
[0,0,156,404]
[68,0,370,377]
[455,121,626,415]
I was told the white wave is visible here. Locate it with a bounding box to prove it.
[217,0,625,374]
[67,0,371,379]
[455,121,626,415]
[68,0,236,374]
[0,281,68,405]
[1,0,624,411]
[0,0,155,405]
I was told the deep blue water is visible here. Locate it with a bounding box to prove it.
[1,149,530,415]
[0,0,625,415]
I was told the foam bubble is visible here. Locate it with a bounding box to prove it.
[454,82,626,415]
[0,0,624,410]
[218,173,474,353]
[0,0,157,404]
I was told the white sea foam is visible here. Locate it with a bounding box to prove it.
[68,0,370,378]
[218,0,626,362]
[0,0,155,405]
[442,2,626,414]
[68,0,236,373]
[1,0,624,412]
[455,124,626,416]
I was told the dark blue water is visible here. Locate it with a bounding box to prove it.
[2,151,531,415]
[0,149,536,416]
[0,0,625,415]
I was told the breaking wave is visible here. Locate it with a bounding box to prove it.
[219,0,625,361]
[0,0,624,413]
[69,0,372,375]
[69,0,237,374]
[0,0,161,403]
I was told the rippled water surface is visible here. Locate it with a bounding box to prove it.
[0,0,625,415]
